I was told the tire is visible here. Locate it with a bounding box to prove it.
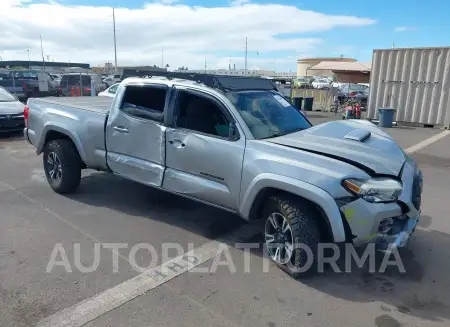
[43,139,81,194]
[262,195,321,278]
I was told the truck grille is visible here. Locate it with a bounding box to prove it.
[0,114,25,131]
[412,170,423,211]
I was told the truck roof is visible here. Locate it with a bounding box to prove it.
[120,71,278,93]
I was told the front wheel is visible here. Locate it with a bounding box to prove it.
[263,195,321,277]
[43,139,81,194]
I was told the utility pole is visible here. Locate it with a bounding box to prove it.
[392,41,395,49]
[113,7,118,73]
[245,37,248,74]
[27,49,30,68]
[204,58,207,74]
[40,34,45,71]
[161,49,164,68]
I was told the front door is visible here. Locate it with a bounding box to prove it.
[105,83,169,187]
[163,88,245,211]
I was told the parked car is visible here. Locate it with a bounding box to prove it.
[24,74,422,276]
[50,74,62,86]
[338,83,369,109]
[311,78,331,89]
[0,70,60,100]
[98,83,119,97]
[60,73,105,96]
[104,74,122,85]
[102,76,115,87]
[293,77,310,88]
[0,86,25,133]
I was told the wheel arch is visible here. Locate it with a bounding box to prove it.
[240,173,347,243]
[37,124,87,165]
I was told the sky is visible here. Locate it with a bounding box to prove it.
[0,0,449,72]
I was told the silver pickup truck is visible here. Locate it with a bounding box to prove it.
[24,74,423,275]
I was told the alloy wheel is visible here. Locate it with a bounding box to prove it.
[46,152,63,183]
[265,212,294,264]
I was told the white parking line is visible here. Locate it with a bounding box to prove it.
[36,223,257,327]
[0,177,257,327]
[405,130,450,154]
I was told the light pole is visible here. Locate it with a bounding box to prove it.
[113,7,118,73]
[27,49,30,68]
[245,37,248,74]
[40,34,45,71]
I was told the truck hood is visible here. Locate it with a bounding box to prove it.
[0,101,23,114]
[266,120,406,176]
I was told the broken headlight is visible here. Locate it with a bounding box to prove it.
[343,177,402,203]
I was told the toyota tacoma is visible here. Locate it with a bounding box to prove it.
[24,73,423,276]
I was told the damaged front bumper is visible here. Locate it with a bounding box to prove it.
[340,199,420,253]
[340,157,422,253]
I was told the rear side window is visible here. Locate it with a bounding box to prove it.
[120,85,166,122]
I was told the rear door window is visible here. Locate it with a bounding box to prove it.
[120,84,167,122]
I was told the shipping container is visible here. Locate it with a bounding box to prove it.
[368,47,450,128]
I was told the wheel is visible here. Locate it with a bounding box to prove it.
[263,195,321,277]
[43,139,81,194]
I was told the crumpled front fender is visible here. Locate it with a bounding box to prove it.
[239,173,347,243]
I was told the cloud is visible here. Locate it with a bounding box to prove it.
[394,26,416,32]
[0,1,375,70]
[230,0,251,6]
[153,0,181,4]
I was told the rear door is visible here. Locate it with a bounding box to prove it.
[105,83,169,187]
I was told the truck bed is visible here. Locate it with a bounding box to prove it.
[33,96,112,114]
[26,96,112,171]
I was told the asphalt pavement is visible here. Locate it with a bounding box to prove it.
[1,115,449,327]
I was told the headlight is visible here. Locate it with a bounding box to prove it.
[343,177,402,203]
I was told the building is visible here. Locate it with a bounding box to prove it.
[0,60,90,73]
[296,57,356,77]
[174,68,296,79]
[92,62,167,75]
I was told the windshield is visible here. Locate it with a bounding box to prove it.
[0,87,17,102]
[11,71,39,79]
[226,90,311,139]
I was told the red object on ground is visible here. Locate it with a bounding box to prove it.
[355,104,361,119]
[24,105,29,128]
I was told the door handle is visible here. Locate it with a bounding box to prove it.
[169,139,185,148]
[113,126,129,133]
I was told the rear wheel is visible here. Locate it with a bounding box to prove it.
[263,195,321,277]
[43,139,81,194]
